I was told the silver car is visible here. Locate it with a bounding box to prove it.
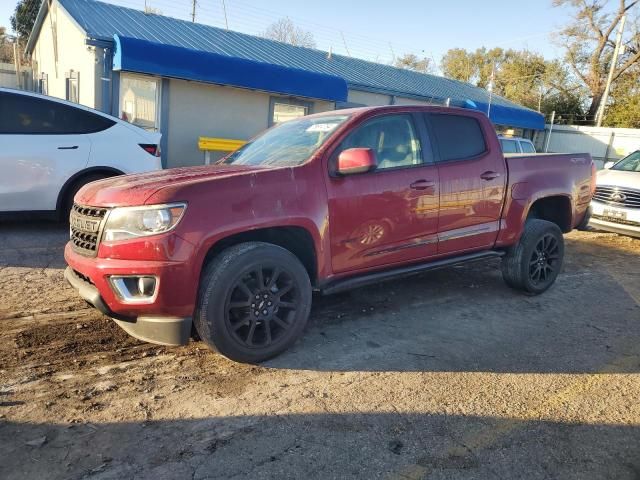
[589,150,640,238]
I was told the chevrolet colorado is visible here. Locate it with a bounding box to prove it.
[64,106,595,363]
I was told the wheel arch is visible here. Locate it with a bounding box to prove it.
[200,226,319,286]
[56,167,125,212]
[526,194,573,233]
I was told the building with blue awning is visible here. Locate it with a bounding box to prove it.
[26,0,544,167]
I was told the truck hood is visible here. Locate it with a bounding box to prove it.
[75,164,266,207]
[596,169,640,190]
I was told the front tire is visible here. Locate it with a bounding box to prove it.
[194,242,312,363]
[501,219,564,295]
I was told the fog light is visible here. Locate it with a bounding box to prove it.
[110,275,157,303]
[138,276,156,296]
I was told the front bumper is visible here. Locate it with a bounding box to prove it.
[589,200,640,238]
[64,267,192,345]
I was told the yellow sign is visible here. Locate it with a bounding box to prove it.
[198,137,246,152]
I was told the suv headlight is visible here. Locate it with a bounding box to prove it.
[103,203,187,242]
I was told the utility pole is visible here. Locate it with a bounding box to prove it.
[221,0,229,29]
[191,0,197,22]
[544,110,555,153]
[596,13,626,127]
[487,63,495,119]
[13,37,22,90]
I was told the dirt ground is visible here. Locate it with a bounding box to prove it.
[0,223,639,480]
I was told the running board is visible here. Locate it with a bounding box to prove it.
[320,250,505,296]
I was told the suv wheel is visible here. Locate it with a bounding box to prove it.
[194,242,312,363]
[501,219,564,295]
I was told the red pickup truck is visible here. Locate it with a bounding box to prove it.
[64,106,594,362]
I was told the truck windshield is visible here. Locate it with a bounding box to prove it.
[222,115,350,167]
[611,151,640,172]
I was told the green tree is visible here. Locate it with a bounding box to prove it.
[393,53,435,74]
[441,47,585,121]
[10,0,39,39]
[603,67,640,127]
[553,0,640,124]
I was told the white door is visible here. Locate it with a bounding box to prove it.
[0,91,91,212]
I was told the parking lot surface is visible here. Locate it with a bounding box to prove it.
[1,223,639,480]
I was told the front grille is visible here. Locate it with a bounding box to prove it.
[593,185,640,209]
[70,203,108,257]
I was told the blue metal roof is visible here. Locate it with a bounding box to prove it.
[113,35,348,102]
[30,0,544,129]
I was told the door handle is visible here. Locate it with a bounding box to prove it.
[58,145,79,150]
[410,179,436,190]
[480,171,501,181]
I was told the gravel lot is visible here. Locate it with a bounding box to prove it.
[1,223,639,480]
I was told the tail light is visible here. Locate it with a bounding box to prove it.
[590,161,597,195]
[139,144,161,157]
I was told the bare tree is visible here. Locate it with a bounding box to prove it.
[0,26,15,63]
[263,17,316,48]
[554,0,640,122]
[394,53,435,74]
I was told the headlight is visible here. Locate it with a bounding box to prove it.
[103,203,187,242]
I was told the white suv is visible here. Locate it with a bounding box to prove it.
[589,150,640,238]
[0,88,162,219]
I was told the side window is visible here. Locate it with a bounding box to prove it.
[520,141,536,153]
[500,139,518,153]
[427,114,486,162]
[119,74,160,130]
[0,92,115,135]
[269,97,312,126]
[337,114,422,171]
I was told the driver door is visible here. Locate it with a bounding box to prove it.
[325,113,440,274]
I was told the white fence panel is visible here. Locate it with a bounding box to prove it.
[534,124,640,168]
[0,62,32,90]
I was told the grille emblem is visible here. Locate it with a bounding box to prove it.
[71,216,100,233]
[610,192,627,203]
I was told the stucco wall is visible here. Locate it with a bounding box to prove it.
[394,97,436,106]
[30,0,98,108]
[347,89,392,106]
[166,80,338,167]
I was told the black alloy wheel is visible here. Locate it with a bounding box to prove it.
[528,233,561,287]
[194,242,312,363]
[225,265,300,349]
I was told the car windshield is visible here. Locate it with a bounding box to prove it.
[611,151,640,172]
[222,114,350,167]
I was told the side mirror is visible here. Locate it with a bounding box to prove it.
[337,148,377,175]
[604,161,615,169]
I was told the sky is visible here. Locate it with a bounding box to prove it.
[1,0,575,72]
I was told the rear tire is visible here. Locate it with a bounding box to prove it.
[194,242,312,363]
[501,219,564,295]
[61,174,110,222]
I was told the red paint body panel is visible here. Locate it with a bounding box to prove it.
[65,105,594,321]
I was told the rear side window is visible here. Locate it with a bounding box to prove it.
[500,139,519,153]
[520,141,536,153]
[0,92,115,135]
[427,114,486,162]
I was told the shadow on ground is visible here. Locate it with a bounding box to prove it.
[1,413,639,480]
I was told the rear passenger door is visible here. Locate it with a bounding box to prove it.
[425,113,507,254]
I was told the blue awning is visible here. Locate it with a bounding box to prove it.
[112,35,348,102]
[462,99,544,130]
